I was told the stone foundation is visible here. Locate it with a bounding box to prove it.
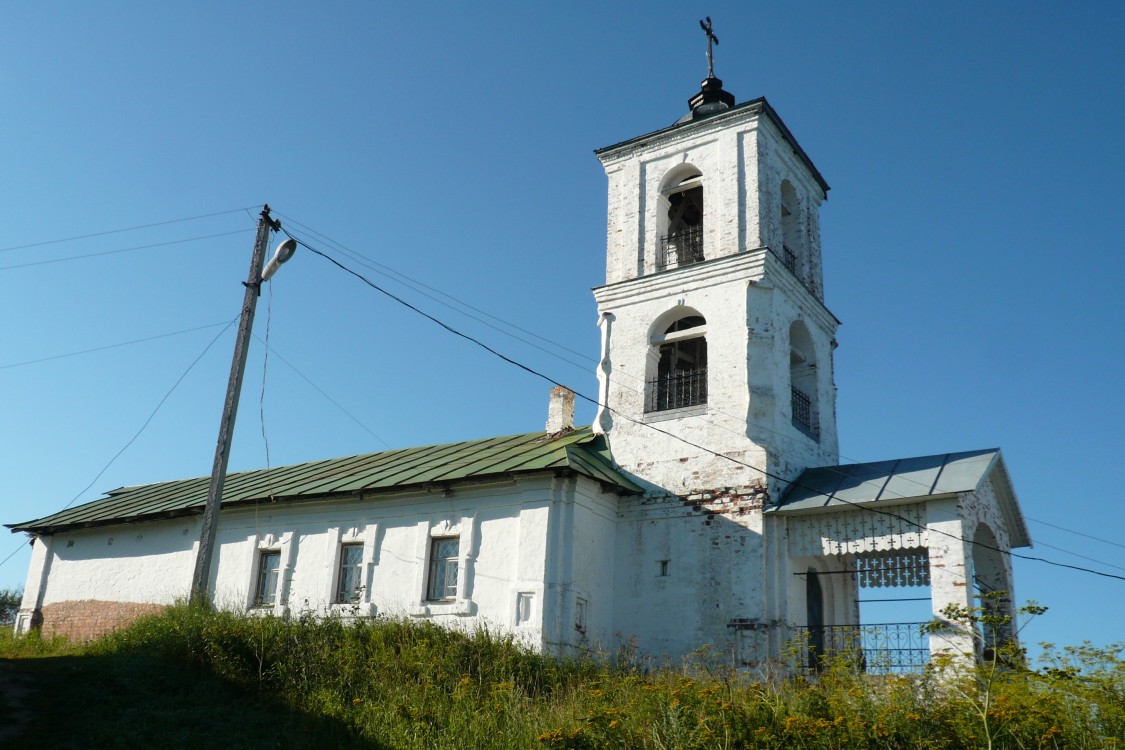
[37,600,166,641]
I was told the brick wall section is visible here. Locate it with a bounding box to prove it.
[682,479,770,522]
[39,600,166,641]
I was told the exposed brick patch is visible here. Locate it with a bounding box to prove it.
[680,479,770,516]
[39,600,166,642]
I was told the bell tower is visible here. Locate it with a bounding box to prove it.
[592,69,839,499]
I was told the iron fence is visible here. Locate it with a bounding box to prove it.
[792,622,931,674]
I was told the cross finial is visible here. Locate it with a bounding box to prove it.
[699,16,719,78]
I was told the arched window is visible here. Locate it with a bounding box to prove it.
[647,315,707,412]
[789,321,819,440]
[780,180,801,277]
[658,167,704,271]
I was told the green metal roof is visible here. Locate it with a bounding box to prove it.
[7,427,642,535]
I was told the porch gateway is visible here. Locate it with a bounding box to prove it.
[10,61,1029,669]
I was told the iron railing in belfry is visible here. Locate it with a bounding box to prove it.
[792,623,931,674]
[659,226,704,270]
[791,387,818,439]
[782,244,798,274]
[769,245,822,302]
[648,369,707,412]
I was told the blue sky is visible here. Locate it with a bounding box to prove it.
[2,2,1122,653]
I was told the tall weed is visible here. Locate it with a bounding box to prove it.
[66,605,1125,749]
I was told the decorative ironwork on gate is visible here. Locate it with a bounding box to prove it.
[793,622,931,674]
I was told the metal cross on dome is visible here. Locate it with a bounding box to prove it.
[700,16,719,78]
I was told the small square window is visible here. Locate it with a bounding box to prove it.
[254,550,281,608]
[336,543,365,604]
[427,537,460,601]
[515,592,535,625]
[658,560,670,577]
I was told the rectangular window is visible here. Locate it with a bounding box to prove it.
[335,543,365,604]
[515,592,535,625]
[658,559,670,577]
[254,550,281,607]
[426,537,460,601]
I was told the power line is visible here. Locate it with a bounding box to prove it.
[294,235,1125,585]
[1032,540,1125,572]
[0,317,237,572]
[0,541,28,571]
[1,321,232,371]
[1026,516,1125,551]
[273,213,596,364]
[273,213,994,512]
[250,333,391,449]
[0,229,253,272]
[55,317,238,514]
[0,206,260,254]
[280,226,595,375]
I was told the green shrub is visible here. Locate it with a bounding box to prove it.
[0,587,21,626]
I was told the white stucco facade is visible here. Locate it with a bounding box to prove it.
[15,473,632,651]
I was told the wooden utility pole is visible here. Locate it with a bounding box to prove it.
[190,204,277,605]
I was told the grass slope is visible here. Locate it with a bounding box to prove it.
[2,606,1122,749]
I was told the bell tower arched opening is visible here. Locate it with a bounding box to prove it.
[780,180,803,278]
[658,165,704,271]
[646,312,707,412]
[789,320,820,440]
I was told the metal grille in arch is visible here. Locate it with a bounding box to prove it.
[856,548,930,588]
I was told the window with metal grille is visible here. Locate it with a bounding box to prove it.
[791,387,816,436]
[426,537,460,601]
[647,315,707,412]
[254,550,281,608]
[789,320,820,441]
[335,543,364,604]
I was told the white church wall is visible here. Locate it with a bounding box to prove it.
[564,479,620,652]
[205,479,557,628]
[18,474,591,642]
[39,519,197,605]
[15,519,196,639]
[612,493,771,661]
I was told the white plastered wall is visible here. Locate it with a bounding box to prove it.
[30,518,198,607]
[14,473,628,648]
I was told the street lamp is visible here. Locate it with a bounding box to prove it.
[262,237,297,281]
[190,205,297,605]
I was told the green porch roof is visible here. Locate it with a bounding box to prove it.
[7,427,641,535]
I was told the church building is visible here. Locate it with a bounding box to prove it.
[9,57,1030,670]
